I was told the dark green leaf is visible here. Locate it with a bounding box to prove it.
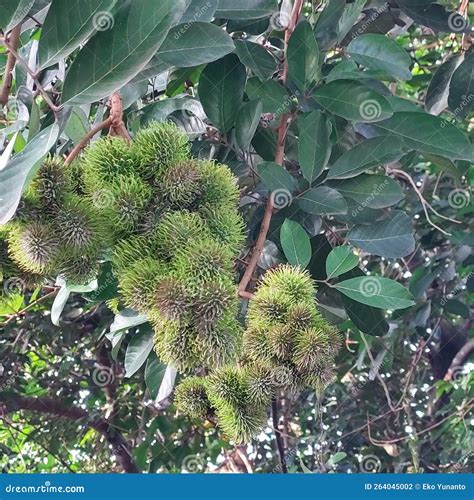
[0,124,59,225]
[235,40,277,81]
[110,309,148,334]
[329,174,405,208]
[199,53,246,133]
[140,98,204,125]
[215,0,278,19]
[246,77,290,115]
[347,210,416,258]
[372,112,473,162]
[314,0,345,49]
[335,276,415,310]
[157,22,235,68]
[314,80,393,122]
[38,0,117,70]
[298,111,332,183]
[448,52,474,120]
[326,246,359,279]
[145,356,167,399]
[425,56,462,115]
[326,60,391,83]
[280,219,312,268]
[125,330,154,378]
[235,99,263,151]
[287,20,320,93]
[342,294,389,336]
[297,186,348,215]
[257,161,296,193]
[62,0,186,105]
[327,136,405,180]
[0,0,34,31]
[347,34,412,80]
[180,0,218,23]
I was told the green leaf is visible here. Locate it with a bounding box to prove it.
[314,0,345,50]
[0,124,59,225]
[110,309,148,334]
[298,111,332,182]
[334,276,415,310]
[38,0,117,70]
[425,56,462,115]
[347,34,412,81]
[372,112,473,162]
[199,53,246,133]
[280,219,312,268]
[215,0,278,19]
[51,279,98,326]
[342,294,389,336]
[329,174,405,209]
[235,40,277,81]
[235,99,263,151]
[314,80,393,122]
[326,246,359,279]
[246,77,290,115]
[125,330,154,378]
[180,0,218,23]
[448,52,474,120]
[0,0,34,31]
[327,136,405,180]
[157,22,235,68]
[326,60,391,83]
[287,20,320,93]
[347,210,415,258]
[297,186,348,215]
[139,97,204,125]
[328,452,347,466]
[64,108,91,145]
[145,356,167,400]
[62,0,186,105]
[257,161,296,194]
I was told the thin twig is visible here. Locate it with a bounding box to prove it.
[272,398,288,473]
[0,26,21,107]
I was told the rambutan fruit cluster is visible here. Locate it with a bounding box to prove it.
[174,265,341,443]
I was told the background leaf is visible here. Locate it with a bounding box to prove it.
[280,219,311,268]
[326,246,359,279]
[235,99,263,151]
[125,330,154,378]
[297,186,348,215]
[235,40,277,81]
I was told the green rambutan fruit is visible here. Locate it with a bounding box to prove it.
[292,327,332,373]
[260,264,316,303]
[193,277,237,326]
[242,327,273,365]
[174,376,213,420]
[287,303,317,330]
[55,250,101,284]
[112,236,157,275]
[248,288,292,326]
[208,366,248,407]
[200,205,246,255]
[195,161,240,209]
[156,160,201,210]
[7,221,59,274]
[245,365,275,406]
[153,318,199,372]
[152,211,210,259]
[173,238,234,285]
[119,258,166,313]
[302,365,337,393]
[105,174,152,236]
[133,121,190,178]
[267,324,294,361]
[28,156,70,208]
[82,136,139,190]
[155,277,191,320]
[54,196,107,253]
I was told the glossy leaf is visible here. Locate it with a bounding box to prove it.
[398,2,470,33]
[257,161,296,194]
[125,330,154,378]
[199,53,246,132]
[62,0,186,105]
[38,0,117,70]
[246,78,290,115]
[334,276,415,310]
[425,56,462,115]
[326,246,359,279]
[280,219,312,268]
[0,0,35,31]
[235,40,277,81]
[215,0,278,19]
[448,52,474,120]
[297,186,348,215]
[235,99,263,151]
[298,111,332,183]
[179,0,218,23]
[347,211,416,258]
[145,356,167,400]
[314,80,393,122]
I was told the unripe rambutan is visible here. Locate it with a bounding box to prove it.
[193,277,237,326]
[156,160,201,210]
[245,365,275,406]
[195,161,240,209]
[119,258,166,313]
[56,250,101,284]
[112,236,158,275]
[292,326,333,373]
[133,121,190,179]
[27,156,70,208]
[248,288,292,326]
[259,264,315,303]
[267,324,294,361]
[8,221,59,274]
[242,327,272,365]
[155,277,191,320]
[174,376,213,420]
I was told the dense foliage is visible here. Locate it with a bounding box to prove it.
[0,0,472,474]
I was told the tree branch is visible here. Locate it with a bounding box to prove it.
[272,398,288,473]
[0,26,21,107]
[0,393,140,473]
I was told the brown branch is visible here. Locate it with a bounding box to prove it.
[64,117,112,166]
[444,339,474,381]
[238,1,304,298]
[272,398,288,473]
[108,92,131,141]
[0,393,139,473]
[0,26,21,107]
